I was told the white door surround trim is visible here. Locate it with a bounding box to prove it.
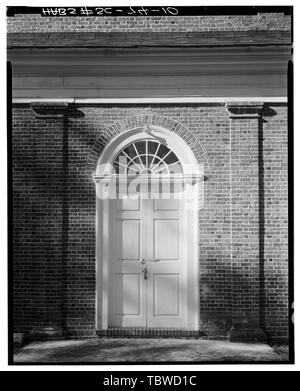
[95,125,202,330]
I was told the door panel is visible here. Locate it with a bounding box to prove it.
[114,274,142,315]
[154,219,179,260]
[153,274,180,316]
[154,198,179,211]
[116,197,140,211]
[116,219,140,260]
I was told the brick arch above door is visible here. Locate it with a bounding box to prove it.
[86,114,208,176]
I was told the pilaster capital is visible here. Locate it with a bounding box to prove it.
[225,101,264,119]
[30,102,84,119]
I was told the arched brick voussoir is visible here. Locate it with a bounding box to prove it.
[86,114,209,176]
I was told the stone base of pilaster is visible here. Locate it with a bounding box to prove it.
[13,333,26,349]
[229,326,267,343]
[28,326,65,341]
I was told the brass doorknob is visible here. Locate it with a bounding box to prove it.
[142,267,149,280]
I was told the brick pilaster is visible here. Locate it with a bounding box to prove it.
[226,102,266,341]
[27,103,82,340]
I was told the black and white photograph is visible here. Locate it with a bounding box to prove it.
[6,3,294,367]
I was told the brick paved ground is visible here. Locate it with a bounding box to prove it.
[13,339,289,363]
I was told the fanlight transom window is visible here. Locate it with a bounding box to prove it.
[113,140,183,175]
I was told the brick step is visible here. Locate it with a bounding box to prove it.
[96,328,207,338]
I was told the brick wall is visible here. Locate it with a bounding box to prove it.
[12,104,289,340]
[262,106,289,339]
[12,106,65,332]
[7,13,291,33]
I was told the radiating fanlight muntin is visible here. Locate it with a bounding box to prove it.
[113,140,183,175]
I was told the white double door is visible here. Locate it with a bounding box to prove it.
[108,195,187,328]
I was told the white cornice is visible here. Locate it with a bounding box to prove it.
[12,97,287,104]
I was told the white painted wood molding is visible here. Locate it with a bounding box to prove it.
[12,97,287,104]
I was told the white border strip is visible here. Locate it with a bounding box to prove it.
[12,97,288,104]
